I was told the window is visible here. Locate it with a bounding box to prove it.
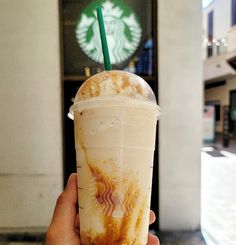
[232,0,236,26]
[207,10,214,57]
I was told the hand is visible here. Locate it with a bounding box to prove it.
[46,173,160,245]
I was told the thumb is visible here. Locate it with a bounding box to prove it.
[50,173,78,231]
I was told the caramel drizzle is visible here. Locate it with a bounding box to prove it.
[77,72,145,101]
[88,164,116,216]
[75,111,148,245]
[121,184,139,216]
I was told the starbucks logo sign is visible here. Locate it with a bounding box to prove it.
[75,0,142,65]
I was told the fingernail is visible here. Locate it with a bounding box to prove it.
[66,173,76,188]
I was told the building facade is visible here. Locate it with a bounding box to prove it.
[202,0,236,136]
[0,0,202,232]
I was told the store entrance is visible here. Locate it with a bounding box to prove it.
[230,90,236,136]
[60,0,159,232]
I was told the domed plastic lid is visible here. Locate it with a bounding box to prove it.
[74,70,157,104]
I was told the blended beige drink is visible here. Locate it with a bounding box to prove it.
[70,70,160,245]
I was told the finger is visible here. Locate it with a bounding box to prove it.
[149,210,156,225]
[50,173,78,231]
[147,233,160,245]
[75,213,80,230]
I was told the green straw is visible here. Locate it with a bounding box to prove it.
[96,6,112,71]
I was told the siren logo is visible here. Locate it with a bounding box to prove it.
[75,0,142,64]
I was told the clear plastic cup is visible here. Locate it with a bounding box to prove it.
[70,70,160,245]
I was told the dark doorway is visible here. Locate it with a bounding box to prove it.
[230,90,236,135]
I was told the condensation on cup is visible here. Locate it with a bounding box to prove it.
[70,70,161,245]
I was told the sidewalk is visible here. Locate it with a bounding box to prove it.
[201,146,236,245]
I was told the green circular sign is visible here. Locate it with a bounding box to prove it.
[75,0,142,65]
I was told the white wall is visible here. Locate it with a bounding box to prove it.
[0,0,63,227]
[158,0,202,230]
[202,0,233,59]
[202,0,232,40]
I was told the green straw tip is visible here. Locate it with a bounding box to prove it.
[96,5,112,71]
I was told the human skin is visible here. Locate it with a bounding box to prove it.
[46,173,160,245]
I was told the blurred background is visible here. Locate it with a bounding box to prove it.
[0,0,235,244]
